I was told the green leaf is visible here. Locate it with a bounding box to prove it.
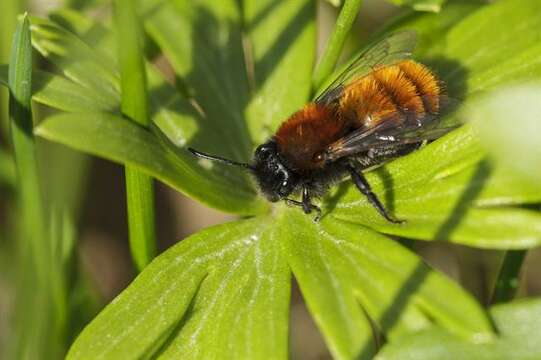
[467,84,541,184]
[329,125,541,248]
[377,1,484,56]
[68,208,493,359]
[381,0,541,98]
[35,112,266,215]
[29,16,265,214]
[377,298,541,360]
[141,0,253,160]
[243,0,316,143]
[279,208,492,359]
[464,83,541,303]
[387,0,446,13]
[29,16,121,103]
[0,65,119,112]
[67,218,290,359]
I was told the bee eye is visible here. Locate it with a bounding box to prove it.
[257,146,272,160]
[278,180,289,196]
[313,152,324,162]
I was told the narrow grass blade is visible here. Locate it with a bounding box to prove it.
[0,0,24,136]
[8,13,59,359]
[312,0,364,89]
[115,0,156,270]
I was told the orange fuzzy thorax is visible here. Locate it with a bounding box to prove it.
[275,104,345,170]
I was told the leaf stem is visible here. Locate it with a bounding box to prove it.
[491,250,527,304]
[115,0,157,271]
[312,0,363,89]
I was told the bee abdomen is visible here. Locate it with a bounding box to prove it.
[398,60,441,115]
[339,60,441,128]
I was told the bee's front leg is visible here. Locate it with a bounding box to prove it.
[285,186,322,222]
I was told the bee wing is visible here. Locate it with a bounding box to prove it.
[324,113,457,162]
[315,30,417,106]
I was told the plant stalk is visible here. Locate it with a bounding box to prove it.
[115,0,157,271]
[491,250,527,304]
[312,0,363,89]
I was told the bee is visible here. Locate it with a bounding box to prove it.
[189,30,452,222]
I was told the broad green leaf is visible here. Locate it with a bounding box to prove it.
[36,112,266,215]
[141,0,253,160]
[0,65,118,112]
[69,207,492,359]
[377,2,485,56]
[67,218,290,359]
[279,208,492,359]
[381,0,541,99]
[467,84,541,183]
[377,297,541,360]
[330,125,541,248]
[243,0,316,143]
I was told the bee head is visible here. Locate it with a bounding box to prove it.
[252,140,298,202]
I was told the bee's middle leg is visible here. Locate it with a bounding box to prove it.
[345,164,404,224]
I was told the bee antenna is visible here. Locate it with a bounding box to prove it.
[188,148,253,170]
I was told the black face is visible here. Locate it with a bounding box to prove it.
[252,140,298,202]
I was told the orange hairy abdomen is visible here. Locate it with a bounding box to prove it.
[339,60,441,127]
[275,104,345,171]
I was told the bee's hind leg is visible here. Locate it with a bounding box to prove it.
[285,187,322,222]
[345,164,404,224]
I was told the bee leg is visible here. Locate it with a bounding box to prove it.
[284,188,322,222]
[303,187,322,222]
[346,164,404,224]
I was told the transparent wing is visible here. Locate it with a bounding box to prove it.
[315,30,417,106]
[324,113,457,162]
